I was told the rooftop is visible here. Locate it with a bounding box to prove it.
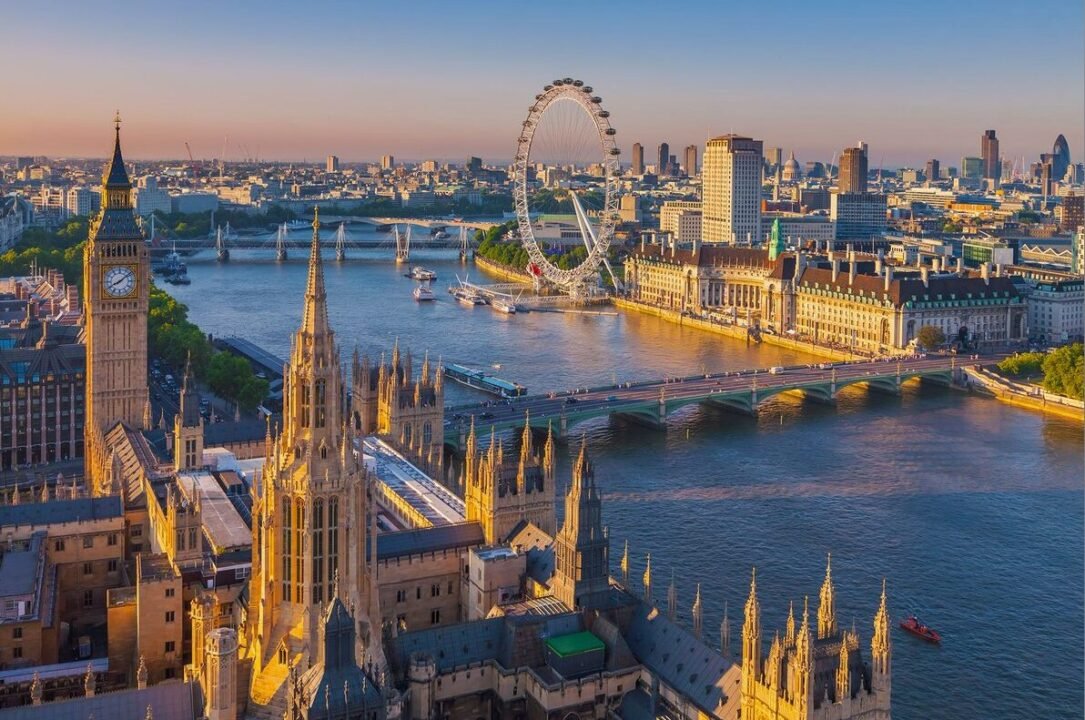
[545,631,605,658]
[0,495,122,529]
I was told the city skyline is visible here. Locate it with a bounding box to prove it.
[3,0,1082,166]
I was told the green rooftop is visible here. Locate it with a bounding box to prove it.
[545,631,605,658]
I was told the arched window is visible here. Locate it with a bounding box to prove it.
[404,424,412,446]
[312,500,324,603]
[422,422,432,446]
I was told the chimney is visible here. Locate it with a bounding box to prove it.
[875,255,883,274]
[981,262,990,285]
[956,257,963,273]
[831,259,840,282]
[995,263,1003,277]
[640,236,645,252]
[884,264,893,292]
[849,259,857,285]
[921,266,929,287]
[932,257,941,272]
[827,250,835,263]
[670,239,676,258]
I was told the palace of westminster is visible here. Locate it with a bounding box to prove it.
[0,126,893,720]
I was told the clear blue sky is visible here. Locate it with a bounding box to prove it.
[3,0,1082,168]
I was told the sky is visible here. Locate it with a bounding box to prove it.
[2,0,1082,169]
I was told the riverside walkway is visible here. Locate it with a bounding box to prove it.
[443,355,963,449]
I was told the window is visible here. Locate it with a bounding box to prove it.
[107,559,118,573]
[83,562,93,576]
[83,590,94,607]
[165,641,175,653]
[165,587,175,598]
[431,584,440,598]
[83,536,93,549]
[430,609,440,625]
[164,667,175,679]
[396,589,407,603]
[131,525,142,538]
[13,647,21,659]
[416,587,421,600]
[54,539,65,552]
[107,533,118,546]
[13,627,22,640]
[165,611,176,623]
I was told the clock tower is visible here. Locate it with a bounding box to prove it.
[84,114,151,495]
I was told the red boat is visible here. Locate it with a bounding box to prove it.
[899,615,942,644]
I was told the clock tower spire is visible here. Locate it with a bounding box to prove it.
[84,115,151,495]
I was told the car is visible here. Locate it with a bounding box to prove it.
[606,395,618,401]
[479,412,495,420]
[564,397,578,405]
[768,367,785,375]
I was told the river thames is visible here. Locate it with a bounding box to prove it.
[171,228,1083,719]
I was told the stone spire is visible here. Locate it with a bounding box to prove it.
[692,583,703,639]
[137,654,148,689]
[103,112,131,190]
[721,601,731,658]
[765,631,783,690]
[741,568,761,692]
[302,207,330,339]
[836,629,852,702]
[620,539,629,586]
[666,571,678,621]
[793,597,814,712]
[84,663,96,697]
[551,438,610,611]
[871,578,891,690]
[642,553,652,605]
[818,553,837,639]
[30,672,42,705]
[785,599,796,648]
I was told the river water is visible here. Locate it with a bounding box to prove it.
[172,225,1084,719]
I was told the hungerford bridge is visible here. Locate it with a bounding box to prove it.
[442,355,963,450]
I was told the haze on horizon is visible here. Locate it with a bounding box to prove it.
[3,0,1082,169]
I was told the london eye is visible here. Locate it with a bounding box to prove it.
[512,78,621,296]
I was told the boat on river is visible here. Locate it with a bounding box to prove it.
[406,266,438,281]
[491,298,517,314]
[413,285,435,302]
[899,615,941,644]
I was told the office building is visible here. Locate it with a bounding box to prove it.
[981,130,999,181]
[133,176,171,217]
[925,159,940,182]
[684,144,698,177]
[766,147,783,169]
[658,142,670,176]
[830,193,887,241]
[466,156,482,174]
[65,186,97,217]
[838,145,868,193]
[382,154,395,170]
[961,157,984,180]
[1051,134,1071,181]
[660,201,703,236]
[326,154,339,172]
[1057,192,1083,231]
[631,143,644,175]
[702,135,763,245]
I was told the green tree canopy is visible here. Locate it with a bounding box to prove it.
[915,325,946,350]
[1041,343,1084,400]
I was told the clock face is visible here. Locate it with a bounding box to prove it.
[103,265,137,298]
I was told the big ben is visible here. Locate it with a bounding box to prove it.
[84,114,150,494]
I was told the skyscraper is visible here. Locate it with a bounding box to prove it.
[326,154,339,172]
[381,154,395,170]
[702,134,763,245]
[925,158,940,182]
[684,144,698,176]
[766,147,783,169]
[1052,134,1071,182]
[658,142,670,176]
[961,156,984,180]
[981,130,999,181]
[631,143,644,175]
[838,145,868,193]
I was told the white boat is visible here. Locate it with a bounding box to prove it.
[491,298,517,314]
[407,266,438,281]
[453,288,485,306]
[413,285,435,302]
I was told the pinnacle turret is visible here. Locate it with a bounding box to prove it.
[818,553,837,639]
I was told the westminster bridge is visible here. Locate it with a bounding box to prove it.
[442,355,965,449]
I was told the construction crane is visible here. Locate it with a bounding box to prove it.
[184,142,198,177]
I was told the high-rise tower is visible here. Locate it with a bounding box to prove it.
[551,440,610,611]
[658,142,670,176]
[838,144,868,193]
[84,114,150,495]
[702,135,763,245]
[981,130,1000,182]
[684,144,698,177]
[631,143,644,175]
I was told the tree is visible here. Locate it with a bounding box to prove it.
[1041,343,1084,400]
[997,352,1045,377]
[915,325,945,350]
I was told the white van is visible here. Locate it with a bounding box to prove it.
[768,367,785,375]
